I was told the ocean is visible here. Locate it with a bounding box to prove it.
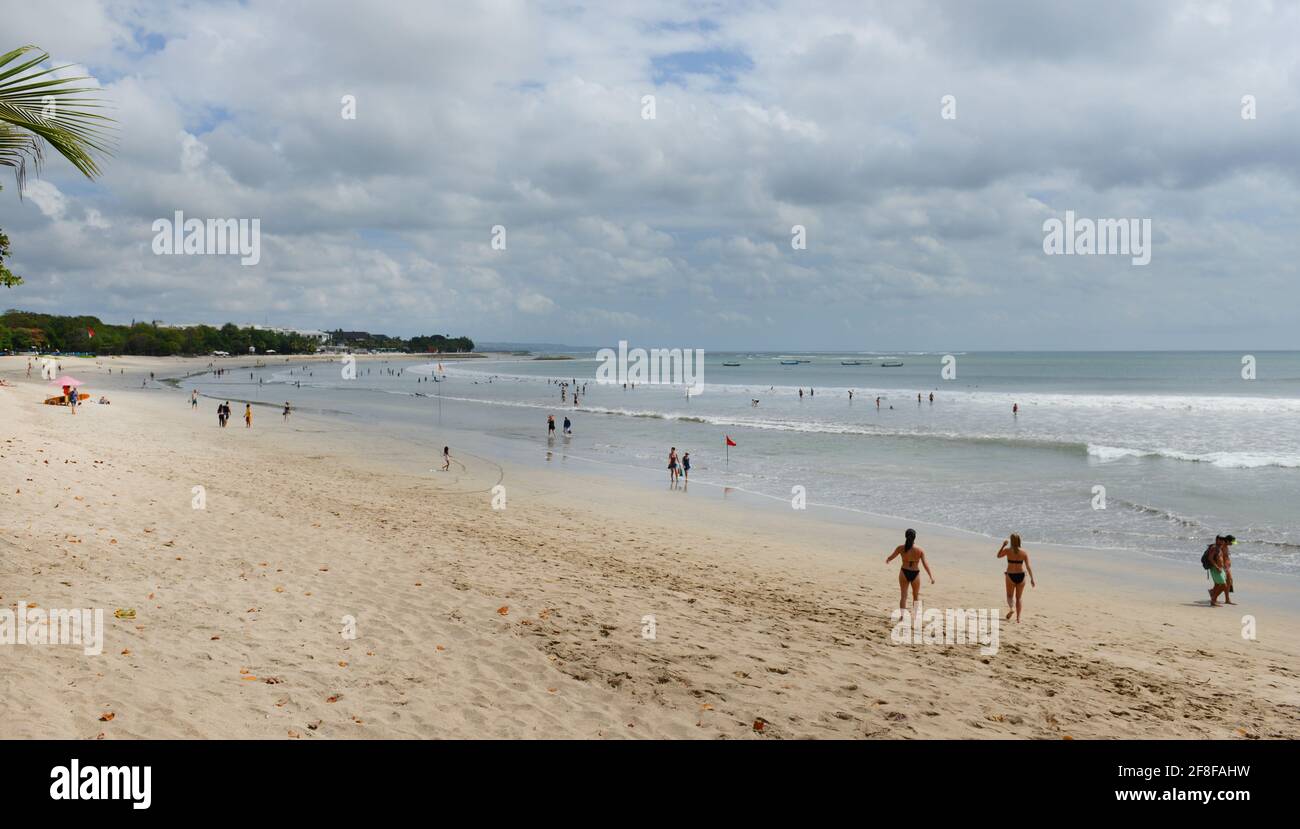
[186,350,1300,575]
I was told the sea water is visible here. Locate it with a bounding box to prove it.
[188,351,1300,575]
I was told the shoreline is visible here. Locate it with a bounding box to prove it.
[2,354,1298,739]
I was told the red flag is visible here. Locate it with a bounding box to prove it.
[725,435,736,447]
[87,327,95,338]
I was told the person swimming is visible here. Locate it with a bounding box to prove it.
[886,528,934,611]
[997,534,1035,621]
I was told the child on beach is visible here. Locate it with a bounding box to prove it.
[442,446,450,471]
[244,403,252,428]
[886,529,934,612]
[997,534,1035,621]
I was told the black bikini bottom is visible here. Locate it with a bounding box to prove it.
[902,568,920,583]
[1007,572,1025,584]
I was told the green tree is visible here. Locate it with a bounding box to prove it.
[0,229,18,288]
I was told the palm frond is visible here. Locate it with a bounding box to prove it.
[0,45,115,191]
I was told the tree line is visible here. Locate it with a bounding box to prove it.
[0,311,474,356]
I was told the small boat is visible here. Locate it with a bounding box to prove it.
[880,360,904,367]
[797,360,811,364]
[840,360,864,366]
[779,360,800,366]
[721,362,741,367]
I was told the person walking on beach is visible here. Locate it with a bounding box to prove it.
[217,401,228,428]
[547,414,556,437]
[681,451,691,481]
[668,447,679,483]
[244,403,253,428]
[191,390,198,410]
[886,529,934,611]
[1204,536,1229,606]
[998,534,1035,621]
[441,445,451,471]
[282,401,291,421]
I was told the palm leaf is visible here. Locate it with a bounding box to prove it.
[0,45,115,192]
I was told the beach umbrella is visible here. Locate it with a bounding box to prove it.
[49,376,85,387]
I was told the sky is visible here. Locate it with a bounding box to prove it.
[2,0,1298,350]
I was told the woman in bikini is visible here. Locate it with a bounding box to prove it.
[886,528,934,611]
[997,534,1035,621]
[667,447,679,483]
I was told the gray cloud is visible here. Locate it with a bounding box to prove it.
[1,0,1298,349]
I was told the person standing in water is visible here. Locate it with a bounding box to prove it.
[668,447,679,483]
[547,414,556,437]
[997,534,1035,621]
[681,452,690,481]
[886,529,934,611]
[1012,402,1019,415]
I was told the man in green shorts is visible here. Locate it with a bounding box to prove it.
[1208,536,1228,607]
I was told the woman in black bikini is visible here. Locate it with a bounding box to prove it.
[997,534,1035,622]
[886,528,934,611]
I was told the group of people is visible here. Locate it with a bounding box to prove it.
[216,400,252,428]
[1203,534,1237,606]
[886,529,1037,622]
[546,414,573,437]
[667,447,690,483]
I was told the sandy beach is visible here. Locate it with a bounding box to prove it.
[2,354,1298,739]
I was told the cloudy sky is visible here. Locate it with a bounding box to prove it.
[3,0,1298,349]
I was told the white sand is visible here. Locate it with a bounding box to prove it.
[2,355,1297,739]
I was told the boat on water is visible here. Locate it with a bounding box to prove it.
[880,360,904,367]
[721,362,741,367]
[779,360,800,365]
[840,360,864,366]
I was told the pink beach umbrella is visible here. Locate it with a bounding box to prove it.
[49,376,85,387]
